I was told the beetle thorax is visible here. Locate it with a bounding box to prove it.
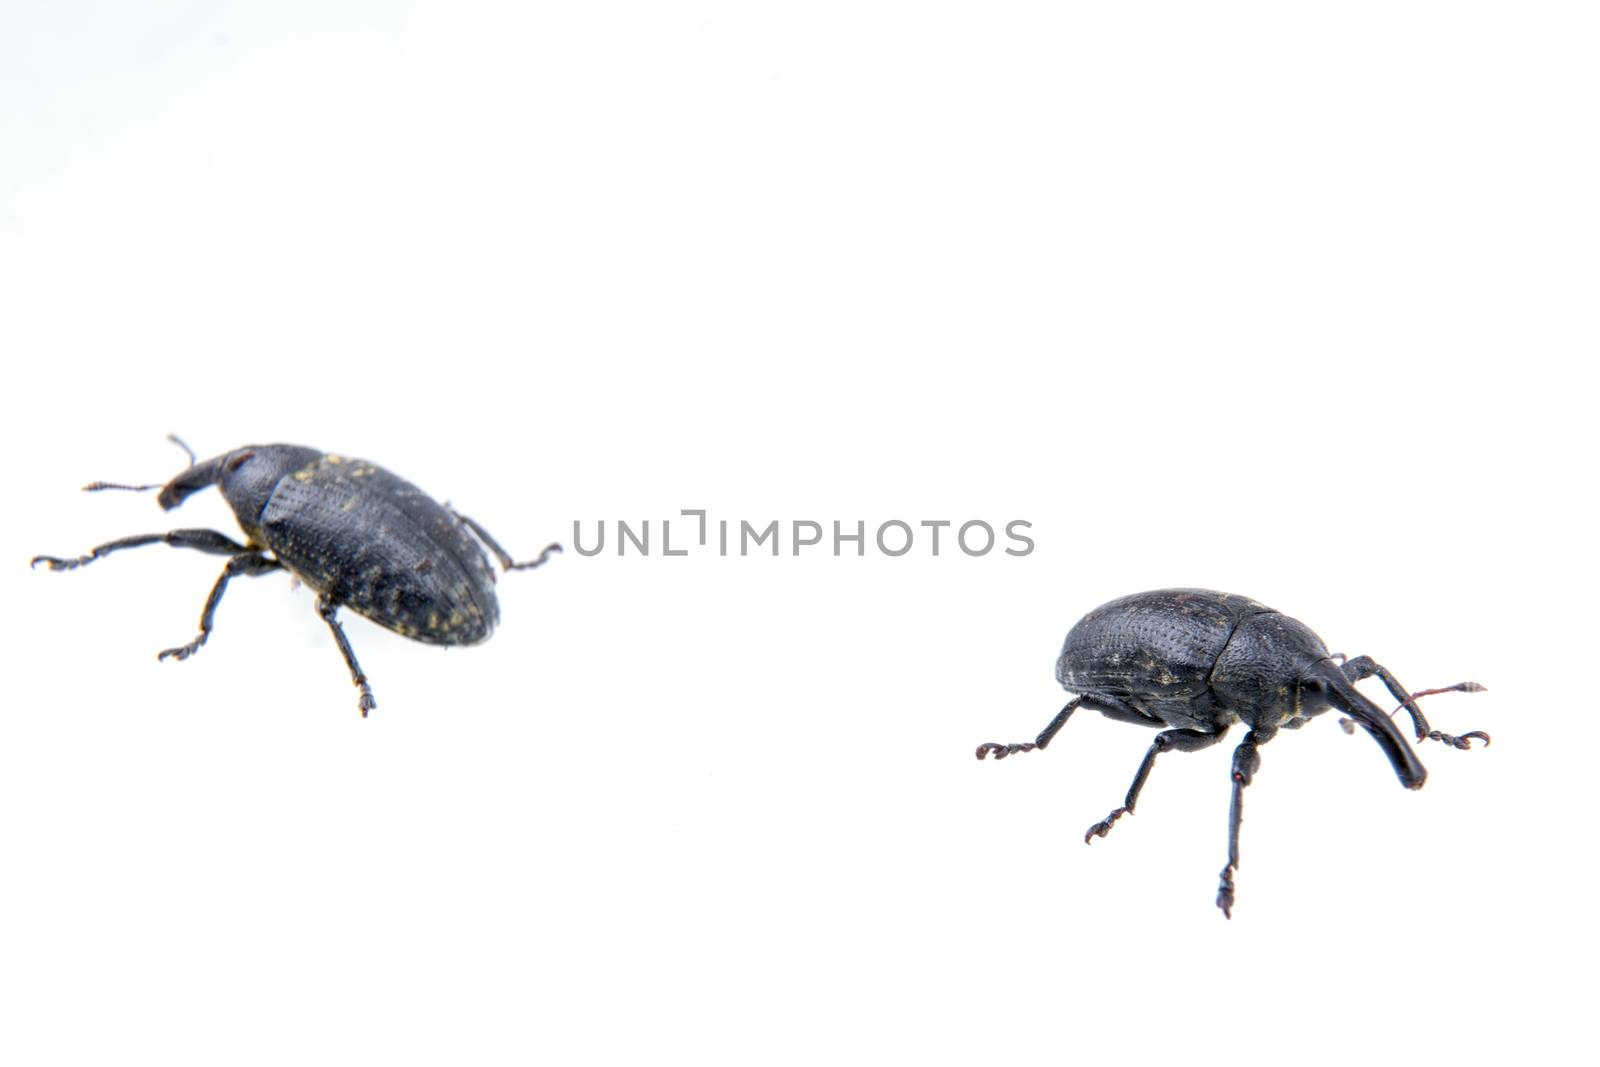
[1208,613,1333,725]
[217,445,324,539]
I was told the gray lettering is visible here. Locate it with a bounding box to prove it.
[958,520,995,556]
[618,519,649,556]
[682,509,707,546]
[662,519,687,556]
[572,520,605,557]
[741,520,779,556]
[834,520,865,556]
[1005,519,1035,556]
[877,520,913,557]
[793,520,822,555]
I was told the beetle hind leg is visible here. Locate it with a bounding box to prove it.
[451,511,563,572]
[157,553,282,662]
[317,595,377,717]
[1337,656,1490,749]
[1085,726,1227,844]
[975,698,1081,760]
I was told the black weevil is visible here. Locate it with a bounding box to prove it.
[976,588,1488,917]
[33,437,561,716]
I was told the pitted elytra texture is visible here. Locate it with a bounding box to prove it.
[33,438,561,716]
[977,589,1489,917]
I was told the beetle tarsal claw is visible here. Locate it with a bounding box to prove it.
[1217,867,1237,919]
[1428,729,1490,750]
[157,640,202,662]
[1084,807,1129,844]
[975,741,1034,760]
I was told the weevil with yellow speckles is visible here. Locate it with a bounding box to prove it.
[976,589,1490,917]
[33,437,561,716]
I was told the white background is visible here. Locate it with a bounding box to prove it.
[2,3,1594,1065]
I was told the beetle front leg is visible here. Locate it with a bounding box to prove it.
[451,511,562,572]
[317,595,377,717]
[1217,727,1276,919]
[32,528,250,571]
[1086,726,1227,843]
[158,553,282,662]
[975,698,1082,760]
[1339,656,1490,749]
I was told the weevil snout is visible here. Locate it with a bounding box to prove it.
[1313,664,1427,789]
[157,455,227,510]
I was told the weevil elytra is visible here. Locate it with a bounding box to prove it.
[976,589,1488,917]
[33,438,562,716]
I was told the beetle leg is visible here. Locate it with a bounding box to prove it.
[1400,684,1491,747]
[1337,656,1489,748]
[1340,656,1431,739]
[1217,727,1276,919]
[317,595,377,717]
[157,553,282,662]
[32,528,249,571]
[1085,727,1228,843]
[1334,681,1487,738]
[975,698,1081,759]
[451,511,563,572]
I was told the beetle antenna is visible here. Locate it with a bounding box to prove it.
[80,435,201,493]
[168,434,198,467]
[1408,681,1487,700]
[83,481,162,493]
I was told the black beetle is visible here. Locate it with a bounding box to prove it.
[33,437,561,716]
[975,588,1488,917]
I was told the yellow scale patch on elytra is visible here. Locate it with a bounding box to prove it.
[426,610,469,633]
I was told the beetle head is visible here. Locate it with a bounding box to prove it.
[159,444,322,526]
